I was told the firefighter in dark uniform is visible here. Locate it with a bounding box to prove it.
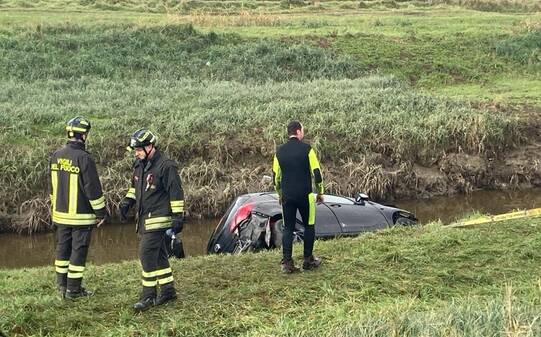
[118,129,185,312]
[272,121,324,273]
[50,117,108,299]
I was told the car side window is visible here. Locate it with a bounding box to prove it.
[323,195,355,205]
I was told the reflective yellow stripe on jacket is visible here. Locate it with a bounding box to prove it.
[144,216,172,230]
[272,155,282,197]
[125,188,136,200]
[51,170,58,210]
[308,149,324,195]
[170,200,184,213]
[53,211,96,226]
[89,196,105,211]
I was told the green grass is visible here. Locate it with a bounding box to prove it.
[0,24,363,82]
[496,28,541,65]
[433,76,541,105]
[1,218,540,336]
[1,3,540,334]
[1,7,538,102]
[1,0,540,13]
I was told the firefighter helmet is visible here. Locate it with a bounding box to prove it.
[129,128,157,150]
[66,117,91,138]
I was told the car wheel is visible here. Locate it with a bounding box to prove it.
[395,217,416,226]
[271,219,284,248]
[271,219,304,248]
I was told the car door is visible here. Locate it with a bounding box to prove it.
[290,197,342,238]
[323,195,390,235]
[313,202,342,237]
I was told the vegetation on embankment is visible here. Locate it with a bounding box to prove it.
[1,3,540,98]
[0,75,523,232]
[0,24,362,82]
[0,4,539,232]
[1,217,540,336]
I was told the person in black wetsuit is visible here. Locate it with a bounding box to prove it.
[272,121,324,273]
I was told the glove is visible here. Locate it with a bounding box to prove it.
[119,198,133,222]
[95,209,109,228]
[171,216,184,234]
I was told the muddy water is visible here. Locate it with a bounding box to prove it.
[0,218,217,269]
[397,188,541,224]
[1,188,541,269]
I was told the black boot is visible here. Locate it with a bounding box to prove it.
[133,297,156,312]
[65,287,93,300]
[281,258,300,274]
[156,285,177,306]
[302,255,322,270]
[57,273,67,297]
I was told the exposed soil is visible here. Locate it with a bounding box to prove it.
[392,105,541,200]
[3,142,541,234]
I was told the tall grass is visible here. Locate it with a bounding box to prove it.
[184,10,285,27]
[495,29,541,65]
[0,17,537,231]
[332,28,541,88]
[437,0,541,12]
[0,76,522,231]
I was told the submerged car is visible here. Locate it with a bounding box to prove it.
[207,192,417,254]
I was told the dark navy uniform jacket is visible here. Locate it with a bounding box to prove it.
[50,141,106,226]
[124,149,184,234]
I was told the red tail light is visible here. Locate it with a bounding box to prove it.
[229,203,253,233]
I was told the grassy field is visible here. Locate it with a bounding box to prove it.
[0,1,539,231]
[0,217,540,336]
[1,0,540,13]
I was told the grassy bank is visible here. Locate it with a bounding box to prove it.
[1,217,540,336]
[1,5,539,101]
[0,4,539,231]
[1,0,540,13]
[0,24,363,82]
[0,76,522,231]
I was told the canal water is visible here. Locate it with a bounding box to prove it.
[1,188,540,269]
[0,218,217,269]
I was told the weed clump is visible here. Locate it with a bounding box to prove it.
[495,29,541,65]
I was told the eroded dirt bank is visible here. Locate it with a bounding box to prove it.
[2,141,541,233]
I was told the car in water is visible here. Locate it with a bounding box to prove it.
[207,192,417,254]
